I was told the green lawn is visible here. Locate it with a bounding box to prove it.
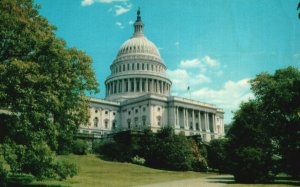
[30,154,212,187]
[29,154,299,187]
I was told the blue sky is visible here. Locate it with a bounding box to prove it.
[35,0,300,124]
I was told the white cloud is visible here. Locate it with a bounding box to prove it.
[179,56,219,71]
[179,59,200,68]
[99,0,128,3]
[81,0,94,6]
[81,0,128,6]
[188,78,253,123]
[167,55,251,123]
[114,3,131,16]
[166,69,210,92]
[203,55,219,67]
[115,21,124,29]
[81,0,131,15]
[128,20,134,25]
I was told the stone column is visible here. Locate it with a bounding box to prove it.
[198,111,202,132]
[213,114,216,133]
[183,108,186,128]
[134,78,137,92]
[176,107,179,127]
[206,112,210,132]
[128,79,131,92]
[192,110,195,130]
[185,109,189,129]
[116,80,119,93]
[139,78,142,92]
[106,83,108,96]
[122,79,125,93]
[112,81,115,94]
[145,78,148,92]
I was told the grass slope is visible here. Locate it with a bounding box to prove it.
[31,154,211,187]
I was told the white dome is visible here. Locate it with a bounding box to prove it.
[116,35,161,59]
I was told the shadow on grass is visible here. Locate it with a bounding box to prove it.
[6,174,68,187]
[206,175,300,186]
[206,176,236,184]
[95,154,120,162]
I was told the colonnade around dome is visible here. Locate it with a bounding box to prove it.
[105,77,171,98]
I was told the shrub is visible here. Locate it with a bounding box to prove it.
[0,160,8,187]
[72,139,89,155]
[192,159,208,172]
[131,155,145,165]
[207,138,228,172]
[231,147,275,183]
[55,160,78,180]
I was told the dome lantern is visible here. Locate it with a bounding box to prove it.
[133,7,144,37]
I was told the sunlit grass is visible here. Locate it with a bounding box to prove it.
[30,154,212,187]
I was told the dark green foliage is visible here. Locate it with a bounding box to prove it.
[1,142,78,181]
[226,100,276,183]
[0,160,8,187]
[54,161,78,181]
[96,141,128,161]
[232,147,274,183]
[226,67,300,183]
[72,139,89,155]
[250,67,300,179]
[0,0,97,181]
[207,138,228,172]
[95,128,208,172]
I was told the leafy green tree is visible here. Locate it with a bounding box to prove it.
[143,127,194,171]
[72,139,89,155]
[0,0,98,152]
[250,67,300,179]
[226,100,276,183]
[0,0,98,181]
[207,138,228,172]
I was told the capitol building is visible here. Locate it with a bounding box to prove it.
[80,9,224,142]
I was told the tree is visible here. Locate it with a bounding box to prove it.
[226,66,300,183]
[0,0,98,181]
[207,138,228,172]
[250,67,300,179]
[226,100,276,183]
[141,127,194,171]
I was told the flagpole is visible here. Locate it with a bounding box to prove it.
[187,86,191,100]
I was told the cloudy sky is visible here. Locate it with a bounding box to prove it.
[35,0,300,124]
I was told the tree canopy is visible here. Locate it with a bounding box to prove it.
[225,66,300,183]
[0,0,98,183]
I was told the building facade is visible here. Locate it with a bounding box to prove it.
[79,9,224,142]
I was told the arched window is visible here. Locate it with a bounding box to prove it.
[112,120,117,129]
[142,116,146,126]
[127,119,131,129]
[134,117,138,127]
[93,117,99,127]
[104,119,109,128]
[157,116,161,126]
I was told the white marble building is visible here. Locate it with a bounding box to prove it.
[79,9,224,142]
